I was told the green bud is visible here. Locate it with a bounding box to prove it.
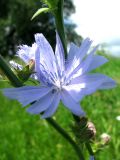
[28,59,35,71]
[92,133,111,153]
[15,59,35,83]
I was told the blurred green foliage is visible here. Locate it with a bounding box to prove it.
[0,54,120,160]
[0,0,82,57]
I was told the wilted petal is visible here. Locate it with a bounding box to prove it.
[27,91,54,114]
[3,86,52,106]
[61,90,85,116]
[41,92,60,118]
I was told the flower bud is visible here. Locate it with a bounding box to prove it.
[28,59,35,71]
[87,122,96,138]
[72,117,96,143]
[16,59,35,82]
[100,133,111,145]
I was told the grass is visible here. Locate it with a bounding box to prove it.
[0,55,120,160]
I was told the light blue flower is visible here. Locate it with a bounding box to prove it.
[17,43,37,63]
[9,44,37,79]
[2,33,116,118]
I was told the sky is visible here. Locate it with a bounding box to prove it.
[71,0,120,57]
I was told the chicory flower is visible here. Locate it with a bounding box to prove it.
[2,33,116,118]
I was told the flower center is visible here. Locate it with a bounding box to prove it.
[54,79,63,91]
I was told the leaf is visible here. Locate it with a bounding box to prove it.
[31,8,50,20]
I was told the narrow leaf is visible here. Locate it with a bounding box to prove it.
[31,8,50,20]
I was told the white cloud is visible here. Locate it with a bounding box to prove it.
[71,0,120,44]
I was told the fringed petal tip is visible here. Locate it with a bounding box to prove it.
[34,33,43,44]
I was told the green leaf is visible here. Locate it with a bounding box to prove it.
[31,7,50,20]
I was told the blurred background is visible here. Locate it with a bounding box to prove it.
[0,0,120,160]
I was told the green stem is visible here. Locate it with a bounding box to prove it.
[47,118,85,160]
[0,55,23,87]
[73,114,81,122]
[85,142,94,157]
[54,0,67,58]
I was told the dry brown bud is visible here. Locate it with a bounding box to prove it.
[28,59,35,71]
[87,121,96,138]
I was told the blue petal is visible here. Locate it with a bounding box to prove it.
[35,46,41,81]
[3,86,52,106]
[63,85,85,102]
[99,78,116,89]
[78,45,99,75]
[27,91,54,114]
[66,38,92,75]
[67,45,99,80]
[55,32,65,76]
[71,73,116,95]
[35,33,57,74]
[41,92,60,118]
[61,90,85,116]
[67,43,79,63]
[86,55,108,72]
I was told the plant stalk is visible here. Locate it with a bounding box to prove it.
[85,142,95,158]
[0,55,23,87]
[47,118,85,160]
[54,0,67,58]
